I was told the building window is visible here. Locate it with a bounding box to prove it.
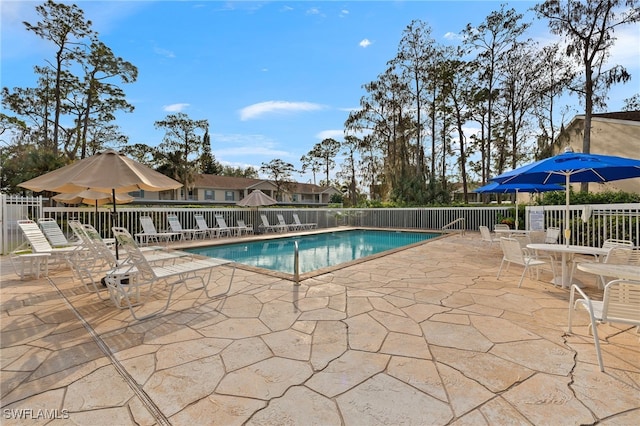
[129,189,144,198]
[205,190,215,200]
[292,194,298,202]
[225,191,235,201]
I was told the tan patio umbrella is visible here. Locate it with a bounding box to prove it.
[237,190,277,234]
[52,189,135,206]
[20,149,182,257]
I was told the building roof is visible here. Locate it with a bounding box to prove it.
[591,111,640,122]
[193,174,338,194]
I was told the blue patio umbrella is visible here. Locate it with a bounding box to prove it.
[490,147,640,244]
[474,182,564,229]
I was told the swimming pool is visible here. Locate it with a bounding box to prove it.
[185,229,439,276]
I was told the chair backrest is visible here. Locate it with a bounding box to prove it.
[544,227,561,244]
[277,214,287,226]
[529,230,546,244]
[167,215,183,232]
[260,214,270,226]
[194,214,209,230]
[215,214,229,229]
[17,219,54,253]
[495,224,510,231]
[604,247,640,266]
[602,239,634,249]
[602,279,640,326]
[500,237,525,265]
[510,233,532,249]
[293,214,302,225]
[82,223,118,264]
[139,216,158,234]
[479,226,492,241]
[237,219,248,228]
[112,227,155,280]
[38,218,71,247]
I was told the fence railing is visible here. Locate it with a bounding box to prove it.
[2,195,637,255]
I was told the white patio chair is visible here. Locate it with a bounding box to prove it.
[479,226,499,245]
[495,224,510,232]
[569,238,635,286]
[236,219,254,235]
[107,227,236,320]
[215,214,241,237]
[568,279,640,372]
[544,227,561,244]
[497,237,557,287]
[293,213,316,230]
[277,214,297,231]
[259,214,287,233]
[135,216,181,245]
[11,219,86,276]
[592,247,640,289]
[194,214,220,238]
[167,214,206,240]
[38,217,81,247]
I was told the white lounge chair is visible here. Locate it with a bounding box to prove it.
[38,217,81,247]
[107,227,236,320]
[293,213,316,230]
[11,219,85,275]
[167,214,206,240]
[236,219,254,235]
[259,214,287,233]
[136,216,181,245]
[497,237,556,287]
[277,214,297,231]
[479,226,499,245]
[568,279,640,372]
[215,214,241,237]
[194,214,219,238]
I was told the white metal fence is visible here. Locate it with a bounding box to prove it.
[1,195,637,255]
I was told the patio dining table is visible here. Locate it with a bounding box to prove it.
[526,243,612,289]
[576,262,640,281]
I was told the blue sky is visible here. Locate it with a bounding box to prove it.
[2,1,639,183]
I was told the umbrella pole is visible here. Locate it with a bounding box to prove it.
[112,188,119,259]
[564,174,570,246]
[515,189,519,230]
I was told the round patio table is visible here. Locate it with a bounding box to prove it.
[576,262,640,281]
[526,243,611,288]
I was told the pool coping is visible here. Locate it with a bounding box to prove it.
[171,226,450,282]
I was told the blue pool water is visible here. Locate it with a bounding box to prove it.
[185,229,438,274]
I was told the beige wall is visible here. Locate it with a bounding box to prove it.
[558,116,640,194]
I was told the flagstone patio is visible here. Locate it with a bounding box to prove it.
[1,231,638,425]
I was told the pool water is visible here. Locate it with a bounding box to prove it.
[185,229,438,274]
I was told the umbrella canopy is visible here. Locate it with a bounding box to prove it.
[237,190,277,207]
[52,190,134,206]
[490,147,640,244]
[19,149,182,195]
[474,182,564,230]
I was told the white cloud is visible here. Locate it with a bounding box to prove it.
[306,7,320,15]
[239,101,325,120]
[210,133,292,158]
[339,9,349,18]
[443,32,462,41]
[359,39,372,48]
[163,103,189,112]
[316,130,345,140]
[607,26,640,70]
[154,47,175,58]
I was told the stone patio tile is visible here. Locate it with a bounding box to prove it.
[2,345,51,372]
[170,394,266,426]
[345,296,373,316]
[262,329,311,361]
[336,373,453,426]
[1,370,30,400]
[295,296,329,312]
[436,362,494,417]
[216,357,312,400]
[369,310,422,335]
[380,332,431,359]
[65,406,142,426]
[328,293,345,311]
[144,356,225,417]
[305,283,345,298]
[306,350,389,398]
[220,337,272,372]
[344,313,387,352]
[246,386,341,426]
[297,307,346,321]
[309,320,347,371]
[155,337,232,370]
[489,339,574,375]
[0,323,58,347]
[413,288,452,305]
[218,293,264,318]
[502,373,594,425]
[477,396,530,425]
[402,303,450,323]
[570,362,640,419]
[441,292,476,308]
[64,365,134,410]
[431,312,470,325]
[141,322,204,345]
[368,296,406,315]
[421,321,493,352]
[2,387,66,423]
[198,318,271,339]
[119,352,156,386]
[431,346,534,393]
[387,356,447,401]
[470,316,541,343]
[259,299,301,331]
[598,409,640,425]
[30,340,109,380]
